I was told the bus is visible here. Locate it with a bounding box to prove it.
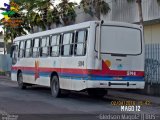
[10,21,145,98]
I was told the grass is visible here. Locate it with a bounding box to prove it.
[0,71,6,76]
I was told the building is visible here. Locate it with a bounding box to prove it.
[75,0,160,44]
[102,0,160,44]
[0,32,5,54]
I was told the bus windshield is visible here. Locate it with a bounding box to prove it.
[100,25,142,55]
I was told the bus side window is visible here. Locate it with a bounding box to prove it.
[11,42,19,65]
[40,36,50,57]
[24,40,32,58]
[61,32,74,56]
[18,41,24,58]
[15,41,20,48]
[51,35,60,57]
[74,30,88,56]
[33,38,40,58]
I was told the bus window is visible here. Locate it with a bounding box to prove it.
[11,43,19,65]
[51,35,60,57]
[40,36,50,57]
[18,41,24,58]
[24,40,32,58]
[15,41,20,47]
[61,33,74,56]
[33,38,40,58]
[74,30,87,56]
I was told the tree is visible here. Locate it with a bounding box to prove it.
[24,11,45,33]
[157,0,160,5]
[57,0,77,26]
[80,0,110,20]
[0,0,78,54]
[0,0,28,43]
[33,0,58,30]
[17,0,49,31]
[18,0,60,30]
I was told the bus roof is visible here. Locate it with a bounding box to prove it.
[14,21,142,42]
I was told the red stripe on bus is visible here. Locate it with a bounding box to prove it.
[12,64,144,77]
[90,61,144,76]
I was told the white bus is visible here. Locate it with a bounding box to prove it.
[10,21,145,98]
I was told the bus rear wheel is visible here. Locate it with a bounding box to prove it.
[17,72,26,89]
[87,89,107,98]
[51,75,61,98]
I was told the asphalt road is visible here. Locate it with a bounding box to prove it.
[0,79,160,120]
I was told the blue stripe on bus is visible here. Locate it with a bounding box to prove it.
[11,70,144,81]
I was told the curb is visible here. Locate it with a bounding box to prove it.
[0,76,11,81]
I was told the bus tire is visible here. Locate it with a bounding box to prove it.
[51,75,61,98]
[17,72,26,89]
[87,89,107,98]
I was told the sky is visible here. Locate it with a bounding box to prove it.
[0,0,81,31]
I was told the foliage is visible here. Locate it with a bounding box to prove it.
[80,0,110,20]
[0,0,78,46]
[57,0,77,25]
[0,71,6,76]
[157,0,160,5]
[0,1,29,43]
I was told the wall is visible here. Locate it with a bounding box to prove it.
[102,0,160,23]
[144,23,160,44]
[0,54,11,72]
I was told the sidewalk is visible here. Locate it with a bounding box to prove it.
[109,90,160,105]
[0,75,10,80]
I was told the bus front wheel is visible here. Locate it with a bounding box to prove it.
[87,89,107,98]
[17,72,26,89]
[51,75,61,98]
